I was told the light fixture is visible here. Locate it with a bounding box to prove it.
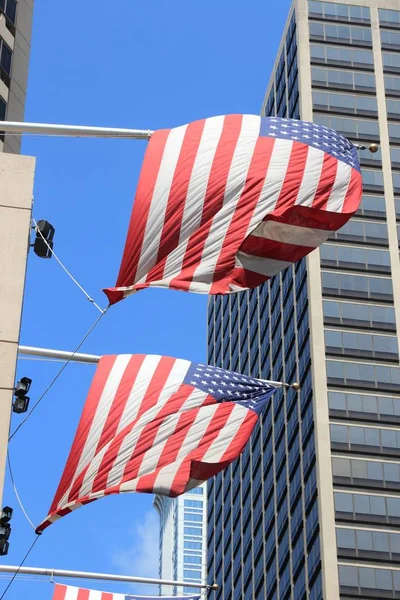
[13,377,31,414]
[33,220,55,258]
[0,506,12,556]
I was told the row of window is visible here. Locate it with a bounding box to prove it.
[357,194,387,219]
[323,300,396,331]
[312,66,376,93]
[313,90,377,116]
[339,565,400,594]
[325,330,398,360]
[379,8,400,27]
[321,244,390,273]
[309,21,372,46]
[383,52,400,74]
[329,391,400,421]
[310,43,373,68]
[322,271,393,302]
[333,456,400,488]
[335,491,400,524]
[327,360,400,391]
[381,29,400,51]
[337,526,400,557]
[309,1,370,23]
[314,113,380,143]
[331,423,400,454]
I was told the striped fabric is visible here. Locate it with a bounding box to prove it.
[104,114,362,304]
[52,584,200,600]
[36,355,277,533]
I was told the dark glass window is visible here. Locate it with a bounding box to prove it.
[310,43,373,67]
[312,66,376,93]
[0,37,12,80]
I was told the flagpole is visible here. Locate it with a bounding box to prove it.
[0,565,217,590]
[0,121,153,139]
[17,345,300,389]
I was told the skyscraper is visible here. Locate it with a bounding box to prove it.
[207,1,400,599]
[0,0,34,153]
[154,484,207,596]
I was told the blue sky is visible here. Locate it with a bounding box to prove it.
[3,1,291,598]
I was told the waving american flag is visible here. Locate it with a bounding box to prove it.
[104,114,362,304]
[37,354,277,533]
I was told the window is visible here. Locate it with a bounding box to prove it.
[313,90,377,116]
[312,66,376,93]
[332,219,389,246]
[329,391,400,422]
[309,1,370,23]
[0,37,12,86]
[380,8,400,27]
[310,43,373,67]
[383,52,400,74]
[356,194,386,219]
[323,301,396,331]
[339,565,400,595]
[313,112,379,141]
[0,0,17,26]
[385,75,400,97]
[309,21,372,46]
[326,360,400,392]
[330,423,400,456]
[381,29,400,50]
[321,271,393,301]
[332,456,400,490]
[325,330,398,361]
[320,245,390,274]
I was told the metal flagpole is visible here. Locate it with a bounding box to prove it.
[17,345,300,389]
[0,565,218,590]
[0,121,153,139]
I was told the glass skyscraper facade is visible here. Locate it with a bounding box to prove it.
[0,0,33,153]
[207,1,400,599]
[154,484,207,596]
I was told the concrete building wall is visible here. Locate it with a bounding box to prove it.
[0,153,35,505]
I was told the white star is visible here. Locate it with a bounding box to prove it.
[190,381,197,385]
[221,382,228,387]
[227,390,233,396]
[201,380,207,385]
[270,125,278,130]
[204,373,211,378]
[303,134,310,139]
[235,391,241,396]
[208,388,215,393]
[193,374,201,378]
[218,389,224,394]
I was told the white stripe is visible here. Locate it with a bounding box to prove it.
[64,586,79,600]
[135,124,188,282]
[151,404,222,493]
[87,591,102,600]
[77,359,191,497]
[249,220,331,248]
[294,145,325,207]
[194,404,249,462]
[116,354,162,434]
[236,252,292,277]
[57,355,131,508]
[326,160,352,213]
[244,138,293,236]
[189,114,261,292]
[162,116,226,281]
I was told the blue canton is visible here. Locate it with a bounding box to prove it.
[184,363,276,415]
[259,117,360,172]
[126,597,200,600]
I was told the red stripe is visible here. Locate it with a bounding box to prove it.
[311,153,338,211]
[209,136,275,293]
[100,593,114,600]
[77,588,90,600]
[52,584,67,600]
[94,355,146,454]
[90,356,177,494]
[104,129,171,304]
[342,168,363,214]
[145,119,207,283]
[170,403,236,492]
[272,142,310,216]
[240,234,314,263]
[230,266,269,290]
[49,356,117,513]
[118,385,196,483]
[169,114,244,290]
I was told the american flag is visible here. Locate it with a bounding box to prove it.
[52,584,201,600]
[36,355,276,533]
[104,114,362,304]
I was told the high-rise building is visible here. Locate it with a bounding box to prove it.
[207,1,400,599]
[0,0,34,153]
[154,484,207,596]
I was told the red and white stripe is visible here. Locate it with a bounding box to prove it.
[104,114,362,304]
[53,584,124,600]
[36,354,258,533]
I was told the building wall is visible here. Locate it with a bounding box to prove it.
[0,0,34,153]
[207,1,400,599]
[154,483,207,596]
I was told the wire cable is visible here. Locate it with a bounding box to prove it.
[9,308,108,441]
[6,452,36,531]
[0,535,40,600]
[32,217,105,314]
